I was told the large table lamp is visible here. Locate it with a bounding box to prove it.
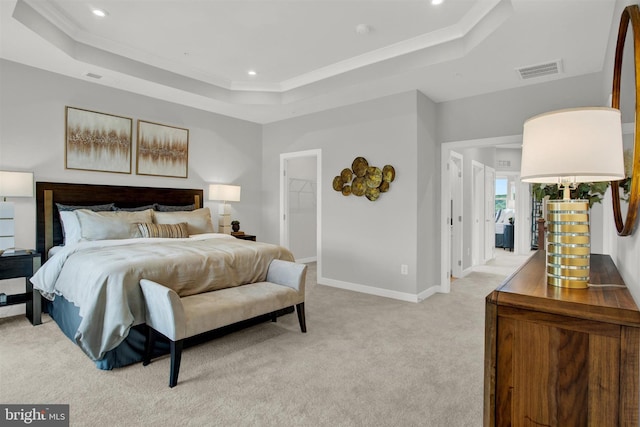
[208,184,241,234]
[0,171,34,250]
[521,107,625,288]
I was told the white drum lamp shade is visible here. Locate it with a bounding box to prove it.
[0,171,34,199]
[521,108,625,184]
[208,184,241,202]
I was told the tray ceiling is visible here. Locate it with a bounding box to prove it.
[0,0,619,123]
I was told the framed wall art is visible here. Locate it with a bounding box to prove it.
[65,106,133,174]
[136,120,189,178]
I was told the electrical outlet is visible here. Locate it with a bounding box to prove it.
[400,264,408,275]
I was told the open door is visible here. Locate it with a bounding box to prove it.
[484,166,496,262]
[472,161,485,267]
[449,151,463,278]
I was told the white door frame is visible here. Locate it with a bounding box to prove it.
[440,135,524,292]
[280,149,322,276]
[472,160,485,267]
[484,165,496,263]
[516,178,531,255]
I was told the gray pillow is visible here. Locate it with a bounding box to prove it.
[56,203,115,212]
[114,204,156,212]
[155,203,196,212]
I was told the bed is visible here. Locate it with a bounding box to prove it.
[33,182,295,369]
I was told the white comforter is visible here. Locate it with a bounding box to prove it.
[30,234,294,360]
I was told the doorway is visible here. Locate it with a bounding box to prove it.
[440,135,530,292]
[280,150,322,271]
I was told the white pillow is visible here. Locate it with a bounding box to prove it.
[57,203,115,245]
[59,211,83,245]
[153,207,214,235]
[75,209,154,241]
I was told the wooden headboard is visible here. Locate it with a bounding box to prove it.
[36,182,204,262]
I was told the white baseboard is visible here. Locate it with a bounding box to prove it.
[417,286,441,301]
[461,267,474,277]
[295,256,317,264]
[318,276,441,303]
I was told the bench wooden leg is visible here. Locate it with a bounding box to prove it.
[169,339,184,388]
[296,303,307,333]
[143,325,155,366]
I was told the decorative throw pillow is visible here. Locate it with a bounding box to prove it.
[137,222,189,238]
[75,209,153,241]
[153,207,214,235]
[56,203,115,245]
[155,203,196,212]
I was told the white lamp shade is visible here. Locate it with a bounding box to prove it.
[0,171,34,197]
[521,107,625,184]
[208,184,241,202]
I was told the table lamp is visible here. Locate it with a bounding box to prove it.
[208,184,241,234]
[521,107,624,288]
[0,171,34,251]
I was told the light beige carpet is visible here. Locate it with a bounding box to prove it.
[0,254,530,427]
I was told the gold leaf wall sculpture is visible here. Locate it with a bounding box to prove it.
[332,157,395,201]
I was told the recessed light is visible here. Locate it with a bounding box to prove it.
[432,0,444,5]
[92,8,108,17]
[247,70,257,76]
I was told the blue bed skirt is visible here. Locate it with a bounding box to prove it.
[46,294,294,370]
[46,295,168,370]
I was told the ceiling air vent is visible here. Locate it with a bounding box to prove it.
[516,60,562,80]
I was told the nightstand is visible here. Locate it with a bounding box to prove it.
[233,234,256,241]
[0,250,41,325]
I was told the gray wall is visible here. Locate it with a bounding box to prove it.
[495,148,522,173]
[416,92,441,294]
[437,72,606,143]
[263,91,439,298]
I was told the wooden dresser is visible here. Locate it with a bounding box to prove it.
[484,251,640,426]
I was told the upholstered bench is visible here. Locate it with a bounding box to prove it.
[139,259,307,387]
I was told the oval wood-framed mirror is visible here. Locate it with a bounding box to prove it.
[611,4,640,236]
